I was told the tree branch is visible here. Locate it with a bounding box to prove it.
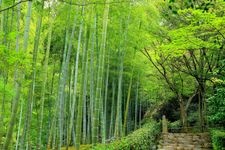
[185,89,198,111]
[0,0,133,13]
[188,50,197,71]
[142,48,164,76]
[208,22,225,40]
[0,0,29,13]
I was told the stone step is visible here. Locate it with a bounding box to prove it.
[157,132,212,150]
[158,148,212,150]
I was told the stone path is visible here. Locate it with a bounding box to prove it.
[157,132,212,150]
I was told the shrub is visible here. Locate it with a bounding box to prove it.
[168,120,181,132]
[207,87,225,126]
[92,120,160,150]
[211,129,225,150]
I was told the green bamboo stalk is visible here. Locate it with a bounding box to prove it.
[114,50,124,138]
[93,1,110,144]
[0,0,4,39]
[100,1,110,144]
[134,75,139,130]
[15,102,23,150]
[38,12,53,150]
[82,26,90,144]
[123,67,134,135]
[90,13,97,144]
[139,89,141,128]
[75,7,87,149]
[0,0,6,147]
[102,56,109,143]
[68,6,83,146]
[3,1,32,149]
[13,2,21,149]
[24,1,44,148]
[58,5,78,148]
[109,79,116,138]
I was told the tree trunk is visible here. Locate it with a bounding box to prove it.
[178,93,187,132]
[197,81,205,132]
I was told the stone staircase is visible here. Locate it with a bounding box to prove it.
[157,132,212,150]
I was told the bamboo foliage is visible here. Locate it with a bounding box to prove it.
[0,1,157,149]
[1,0,223,149]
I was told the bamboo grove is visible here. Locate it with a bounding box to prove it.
[0,0,158,149]
[2,0,225,149]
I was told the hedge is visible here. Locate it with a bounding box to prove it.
[211,129,225,150]
[92,120,160,150]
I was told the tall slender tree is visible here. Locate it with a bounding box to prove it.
[3,1,32,149]
[93,0,110,143]
[38,8,54,150]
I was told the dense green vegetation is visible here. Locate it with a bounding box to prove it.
[93,120,160,150]
[211,129,225,150]
[0,0,225,150]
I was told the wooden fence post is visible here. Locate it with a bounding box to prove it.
[162,115,168,133]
